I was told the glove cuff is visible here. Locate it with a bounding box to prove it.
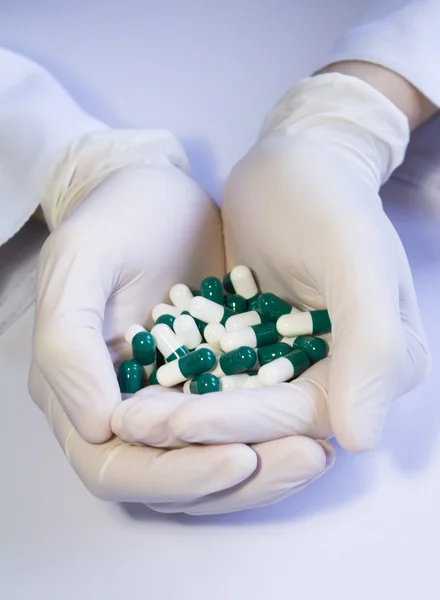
[40,129,190,230]
[259,72,410,185]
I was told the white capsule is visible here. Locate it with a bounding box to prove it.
[225,311,262,332]
[189,296,224,324]
[230,265,259,300]
[169,284,194,311]
[220,328,257,353]
[195,343,223,357]
[152,303,182,322]
[157,360,185,387]
[204,322,226,349]
[258,357,294,386]
[242,376,264,389]
[276,312,314,337]
[151,323,187,361]
[173,314,202,350]
[220,374,253,392]
[124,324,146,345]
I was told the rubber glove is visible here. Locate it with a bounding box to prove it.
[167,73,431,453]
[30,162,334,514]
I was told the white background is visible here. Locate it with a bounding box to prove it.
[1,1,440,599]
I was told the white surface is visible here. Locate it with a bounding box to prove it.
[1,1,440,599]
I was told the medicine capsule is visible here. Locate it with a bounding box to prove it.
[225,294,247,314]
[183,373,221,395]
[157,347,217,387]
[223,265,260,302]
[220,322,281,353]
[173,314,203,350]
[258,349,310,386]
[189,296,235,325]
[204,322,226,349]
[225,310,264,332]
[281,335,329,362]
[152,303,182,322]
[200,276,224,305]
[219,373,255,392]
[181,310,206,335]
[243,375,264,389]
[277,310,331,337]
[149,369,159,385]
[169,284,194,311]
[255,293,299,322]
[195,342,223,357]
[124,325,156,376]
[155,314,176,329]
[151,323,189,362]
[257,342,292,366]
[118,359,143,394]
[211,346,257,377]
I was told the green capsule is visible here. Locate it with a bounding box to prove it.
[189,373,221,394]
[200,276,224,305]
[247,299,258,312]
[225,294,247,314]
[311,310,331,335]
[149,369,159,385]
[288,335,329,363]
[255,293,295,321]
[223,272,235,294]
[252,322,281,347]
[181,310,206,335]
[257,342,292,366]
[179,347,217,378]
[132,331,156,365]
[285,349,311,377]
[191,289,201,296]
[219,346,257,375]
[155,314,176,329]
[118,359,142,394]
[156,350,165,368]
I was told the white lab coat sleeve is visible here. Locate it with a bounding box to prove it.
[0,48,189,246]
[321,0,440,108]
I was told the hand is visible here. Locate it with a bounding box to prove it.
[30,163,333,514]
[168,74,430,453]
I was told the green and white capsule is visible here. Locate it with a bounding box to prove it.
[225,310,264,332]
[257,342,292,366]
[118,359,143,394]
[189,296,234,325]
[157,347,217,387]
[200,276,224,305]
[180,310,206,335]
[124,324,156,377]
[225,294,247,314]
[219,373,256,392]
[155,313,176,329]
[255,293,299,322]
[169,283,194,311]
[220,322,281,353]
[281,335,329,362]
[183,373,221,395]
[149,369,159,385]
[243,375,264,389]
[211,346,257,378]
[223,265,260,302]
[173,314,203,350]
[152,303,182,322]
[151,323,189,362]
[258,349,310,386]
[195,342,223,357]
[277,310,331,337]
[203,322,226,349]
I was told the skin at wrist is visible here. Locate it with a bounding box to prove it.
[317,60,439,131]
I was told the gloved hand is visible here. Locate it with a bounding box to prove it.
[30,161,334,514]
[165,73,431,453]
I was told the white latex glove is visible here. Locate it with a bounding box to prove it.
[30,163,334,514]
[167,73,431,453]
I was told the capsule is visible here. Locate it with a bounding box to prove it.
[258,349,310,386]
[225,294,247,314]
[277,310,331,337]
[157,347,217,387]
[257,342,292,366]
[183,373,221,394]
[152,303,181,322]
[281,335,329,362]
[155,313,176,329]
[223,265,260,302]
[173,314,203,350]
[255,293,299,322]
[169,284,194,311]
[220,322,281,353]
[243,375,264,389]
[219,373,255,392]
[195,342,223,357]
[118,359,143,394]
[189,296,234,326]
[204,322,226,349]
[211,346,257,377]
[200,276,224,305]
[181,310,206,335]
[151,323,189,362]
[225,310,265,332]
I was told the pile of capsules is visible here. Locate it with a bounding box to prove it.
[118,266,331,395]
